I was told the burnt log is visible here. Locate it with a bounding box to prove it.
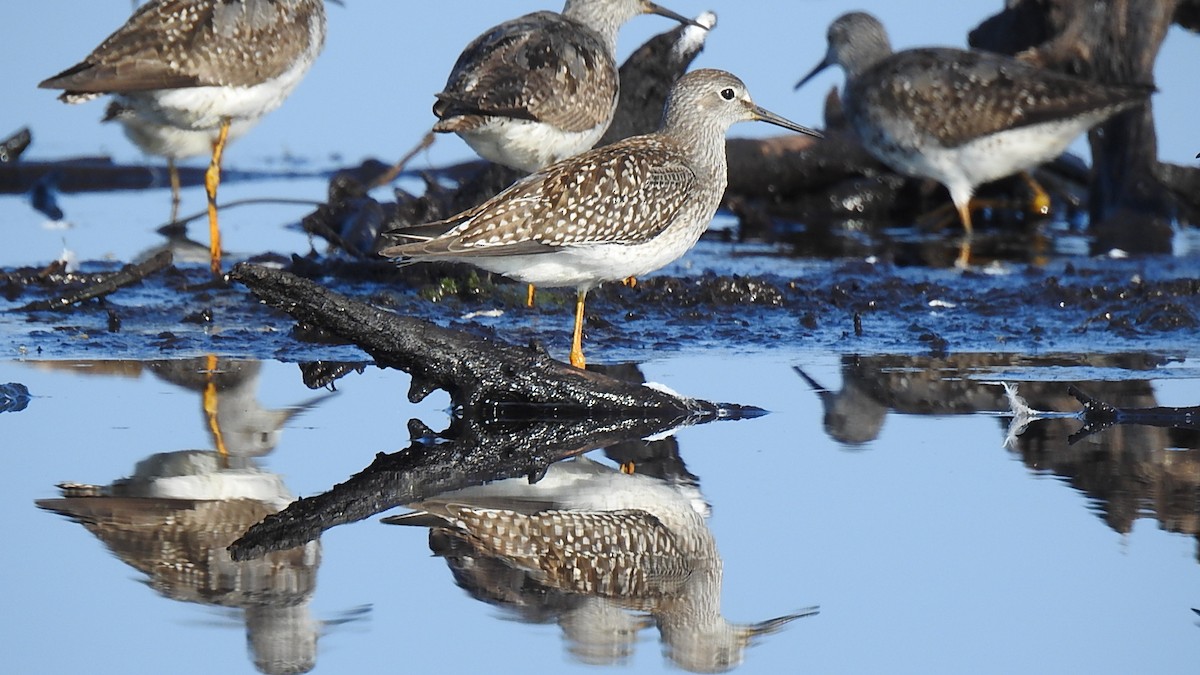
[1067,384,1200,444]
[227,262,744,419]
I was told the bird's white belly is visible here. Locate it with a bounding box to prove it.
[117,44,318,131]
[865,117,1085,192]
[463,222,709,289]
[461,117,608,173]
[118,115,257,159]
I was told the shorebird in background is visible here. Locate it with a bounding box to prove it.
[432,0,705,307]
[797,11,1152,267]
[40,0,328,277]
[433,0,703,173]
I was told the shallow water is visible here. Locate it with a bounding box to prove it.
[6,348,1200,674]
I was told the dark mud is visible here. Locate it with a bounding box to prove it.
[2,246,1197,366]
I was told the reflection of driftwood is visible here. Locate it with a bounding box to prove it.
[14,251,173,312]
[970,0,1200,252]
[1068,384,1200,444]
[228,263,739,418]
[228,411,732,561]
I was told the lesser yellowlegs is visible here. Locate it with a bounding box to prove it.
[797,11,1152,266]
[382,69,822,368]
[40,0,328,277]
[433,0,702,174]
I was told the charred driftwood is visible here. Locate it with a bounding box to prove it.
[1068,384,1200,444]
[970,0,1200,253]
[1,128,31,163]
[13,251,173,312]
[228,262,741,419]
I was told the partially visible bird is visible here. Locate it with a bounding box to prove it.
[382,69,822,368]
[433,0,703,174]
[796,11,1153,267]
[103,100,256,225]
[39,0,328,277]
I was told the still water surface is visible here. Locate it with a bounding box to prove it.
[5,353,1198,674]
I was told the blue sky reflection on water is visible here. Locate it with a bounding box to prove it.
[5,355,1200,674]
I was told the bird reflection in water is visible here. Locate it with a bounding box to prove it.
[385,455,816,672]
[796,354,1200,559]
[36,357,353,675]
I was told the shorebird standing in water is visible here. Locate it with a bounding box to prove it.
[40,0,328,277]
[797,11,1152,267]
[382,69,822,369]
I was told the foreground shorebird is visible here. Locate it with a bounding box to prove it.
[382,69,822,368]
[796,11,1153,267]
[433,0,702,174]
[39,0,328,277]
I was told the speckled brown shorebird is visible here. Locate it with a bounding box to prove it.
[39,0,328,277]
[381,69,822,368]
[796,11,1153,267]
[433,0,703,174]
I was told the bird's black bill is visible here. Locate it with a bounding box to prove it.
[795,57,832,91]
[752,105,823,139]
[645,1,707,28]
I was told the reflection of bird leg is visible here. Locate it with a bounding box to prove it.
[168,157,181,224]
[622,277,637,288]
[205,118,232,277]
[203,354,229,459]
[571,289,588,369]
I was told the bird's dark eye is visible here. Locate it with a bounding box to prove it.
[720,88,736,101]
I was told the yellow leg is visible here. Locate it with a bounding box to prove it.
[168,157,181,224]
[619,462,635,475]
[570,289,587,369]
[955,201,973,269]
[622,276,637,288]
[1020,171,1051,216]
[206,119,231,278]
[526,284,536,308]
[202,354,229,458]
